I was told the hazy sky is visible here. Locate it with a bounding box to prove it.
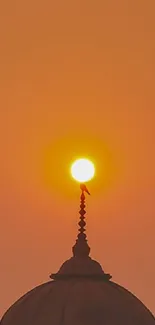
[0,0,155,317]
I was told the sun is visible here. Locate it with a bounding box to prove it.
[71,158,95,183]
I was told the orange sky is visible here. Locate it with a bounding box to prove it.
[0,0,155,317]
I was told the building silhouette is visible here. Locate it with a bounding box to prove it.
[1,190,155,324]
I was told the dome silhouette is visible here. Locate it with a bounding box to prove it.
[1,189,155,325]
[1,255,155,325]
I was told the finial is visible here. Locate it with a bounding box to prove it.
[51,159,112,280]
[72,184,90,258]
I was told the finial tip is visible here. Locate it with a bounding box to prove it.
[80,183,90,195]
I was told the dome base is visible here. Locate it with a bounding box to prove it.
[50,256,112,281]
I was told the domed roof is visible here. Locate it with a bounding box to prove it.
[1,256,155,325]
[1,189,155,325]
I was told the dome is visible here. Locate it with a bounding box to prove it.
[1,256,155,325]
[1,189,155,325]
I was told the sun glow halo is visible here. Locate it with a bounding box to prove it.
[71,158,95,183]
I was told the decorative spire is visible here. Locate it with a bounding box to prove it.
[72,184,90,258]
[51,180,112,281]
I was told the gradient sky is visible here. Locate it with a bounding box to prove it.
[0,0,155,317]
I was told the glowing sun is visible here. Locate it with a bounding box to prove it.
[71,158,95,183]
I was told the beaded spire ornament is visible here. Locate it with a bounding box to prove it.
[72,184,91,258]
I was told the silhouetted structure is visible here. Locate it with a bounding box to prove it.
[1,188,155,324]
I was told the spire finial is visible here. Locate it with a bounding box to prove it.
[72,184,90,257]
